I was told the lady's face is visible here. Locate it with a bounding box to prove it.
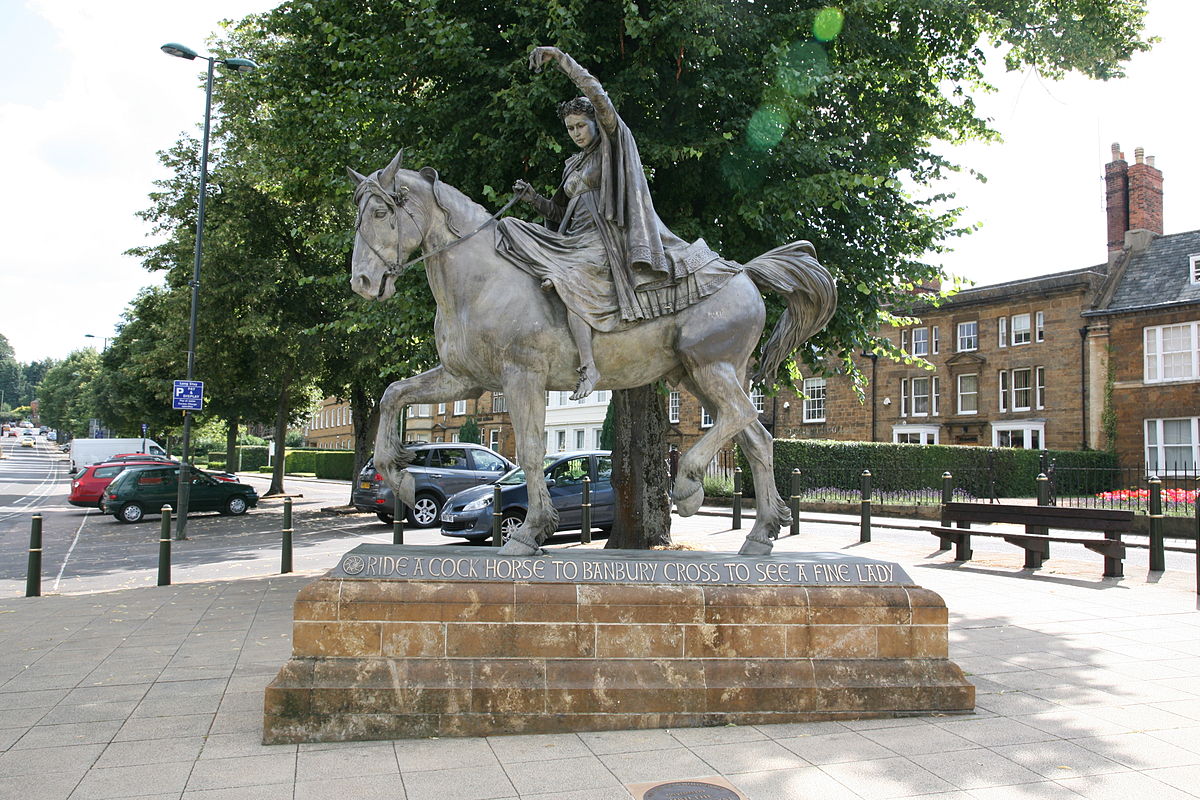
[564,114,596,149]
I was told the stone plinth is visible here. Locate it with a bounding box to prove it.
[263,546,973,743]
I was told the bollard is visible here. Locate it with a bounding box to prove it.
[392,514,405,545]
[732,467,743,530]
[790,469,801,538]
[157,506,172,586]
[492,485,503,547]
[1148,476,1164,572]
[581,476,592,544]
[25,514,42,597]
[859,469,872,543]
[938,472,953,551]
[281,497,293,574]
[1031,473,1051,537]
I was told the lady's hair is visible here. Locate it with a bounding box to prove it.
[557,96,595,120]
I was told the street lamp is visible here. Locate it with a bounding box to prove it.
[84,334,110,350]
[161,42,258,540]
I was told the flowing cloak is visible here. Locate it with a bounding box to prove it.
[496,107,739,332]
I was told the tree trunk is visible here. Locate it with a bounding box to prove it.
[349,386,380,503]
[605,384,672,550]
[267,380,290,496]
[225,418,238,472]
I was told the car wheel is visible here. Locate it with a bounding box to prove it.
[223,496,248,516]
[406,494,441,527]
[500,510,526,543]
[376,511,395,525]
[117,503,144,524]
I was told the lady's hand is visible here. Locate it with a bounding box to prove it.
[528,46,561,73]
[512,180,537,204]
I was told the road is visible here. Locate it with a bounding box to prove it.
[0,438,417,598]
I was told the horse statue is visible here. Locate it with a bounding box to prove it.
[348,150,836,556]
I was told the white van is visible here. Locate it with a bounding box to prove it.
[69,438,168,473]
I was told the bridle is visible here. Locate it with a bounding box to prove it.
[354,173,520,298]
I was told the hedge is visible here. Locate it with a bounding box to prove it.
[282,449,357,480]
[236,446,271,472]
[740,440,1119,499]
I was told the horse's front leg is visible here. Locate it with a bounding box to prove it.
[496,371,554,556]
[376,365,480,508]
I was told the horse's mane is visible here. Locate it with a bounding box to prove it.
[413,167,489,238]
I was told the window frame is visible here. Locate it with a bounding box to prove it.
[957,321,978,352]
[998,317,1007,348]
[957,373,979,415]
[1145,417,1200,476]
[1011,313,1032,346]
[700,407,714,428]
[1035,311,1045,342]
[668,391,681,423]
[892,424,939,445]
[911,376,930,417]
[911,327,929,357]
[1144,321,1200,383]
[802,377,826,423]
[1011,367,1033,411]
[1190,254,1200,285]
[992,422,1045,450]
[453,400,467,415]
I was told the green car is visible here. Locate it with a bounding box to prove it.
[102,464,259,524]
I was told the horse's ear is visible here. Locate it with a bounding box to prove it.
[346,167,366,185]
[419,166,439,184]
[380,148,405,184]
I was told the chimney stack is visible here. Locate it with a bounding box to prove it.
[1106,142,1163,263]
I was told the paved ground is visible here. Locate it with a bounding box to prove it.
[1,506,1198,799]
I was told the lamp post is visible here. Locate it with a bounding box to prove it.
[161,42,257,540]
[84,334,110,351]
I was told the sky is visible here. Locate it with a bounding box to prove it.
[1,0,1196,365]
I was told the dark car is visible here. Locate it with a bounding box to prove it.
[352,443,515,527]
[101,464,259,524]
[69,458,180,508]
[439,450,614,542]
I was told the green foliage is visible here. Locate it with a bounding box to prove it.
[281,448,357,479]
[236,445,271,472]
[743,439,1119,499]
[702,474,733,498]
[600,401,615,450]
[1101,346,1118,454]
[36,350,101,436]
[458,416,481,444]
[207,451,227,470]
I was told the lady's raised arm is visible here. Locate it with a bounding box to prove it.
[529,46,618,134]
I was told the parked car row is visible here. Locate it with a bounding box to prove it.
[100,464,258,524]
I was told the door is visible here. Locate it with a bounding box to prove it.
[590,454,615,525]
[547,456,590,529]
[425,447,477,496]
[467,449,510,487]
[187,471,225,511]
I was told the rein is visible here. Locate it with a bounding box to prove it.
[355,178,521,286]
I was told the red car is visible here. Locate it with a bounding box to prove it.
[69,459,178,508]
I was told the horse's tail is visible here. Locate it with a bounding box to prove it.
[743,240,837,386]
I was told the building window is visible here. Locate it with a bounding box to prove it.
[489,429,500,450]
[668,391,680,423]
[575,429,585,449]
[998,370,1009,412]
[911,377,930,417]
[900,329,910,353]
[900,378,909,417]
[437,403,446,415]
[749,386,765,413]
[957,321,978,352]
[1035,366,1045,409]
[700,407,714,428]
[931,376,940,416]
[1011,313,1031,346]
[593,428,603,449]
[931,326,940,355]
[911,327,929,357]
[492,393,507,413]
[802,377,826,422]
[1144,322,1200,383]
[957,374,978,414]
[556,430,566,451]
[993,423,1044,450]
[1190,254,1200,285]
[451,432,460,442]
[998,317,1007,348]
[1011,368,1032,411]
[1145,417,1199,475]
[453,400,467,415]
[416,404,431,417]
[1035,312,1045,342]
[893,425,939,445]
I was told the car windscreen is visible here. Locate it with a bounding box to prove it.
[94,466,125,478]
[496,456,559,485]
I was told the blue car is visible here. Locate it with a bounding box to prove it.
[439,450,614,542]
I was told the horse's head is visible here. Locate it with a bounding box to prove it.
[347,149,429,301]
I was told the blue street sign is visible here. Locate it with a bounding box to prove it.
[172,380,205,411]
[141,423,148,435]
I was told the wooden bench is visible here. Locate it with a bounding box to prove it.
[922,502,1134,578]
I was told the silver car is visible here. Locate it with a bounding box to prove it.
[351,443,514,526]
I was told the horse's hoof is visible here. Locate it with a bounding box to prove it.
[674,480,703,517]
[497,536,539,557]
[739,536,774,556]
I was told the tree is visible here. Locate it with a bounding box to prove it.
[205,0,1149,544]
[37,350,101,437]
[458,416,481,445]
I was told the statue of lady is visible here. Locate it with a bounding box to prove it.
[497,46,738,400]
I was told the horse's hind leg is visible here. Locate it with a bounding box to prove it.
[496,370,555,556]
[734,421,790,554]
[376,366,480,507]
[674,364,758,519]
